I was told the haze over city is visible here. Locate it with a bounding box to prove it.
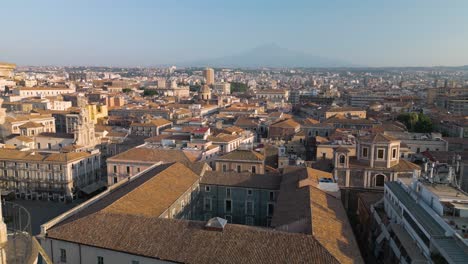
[1,1,468,264]
[2,0,468,67]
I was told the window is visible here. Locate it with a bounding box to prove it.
[245,216,254,225]
[137,167,140,173]
[362,147,368,158]
[126,166,130,174]
[97,256,104,264]
[339,155,345,164]
[48,143,52,150]
[60,248,66,262]
[267,203,275,216]
[377,149,385,160]
[246,201,254,215]
[251,166,256,173]
[247,189,253,196]
[225,200,232,213]
[204,198,212,211]
[392,148,397,159]
[237,165,241,173]
[375,174,385,187]
[269,191,275,201]
[113,177,118,184]
[37,143,41,149]
[205,185,211,192]
[113,165,117,173]
[226,188,231,198]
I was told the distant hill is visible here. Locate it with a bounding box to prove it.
[181,44,354,68]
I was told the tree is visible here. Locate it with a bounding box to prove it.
[397,112,433,133]
[143,89,158,97]
[122,88,132,93]
[231,82,248,93]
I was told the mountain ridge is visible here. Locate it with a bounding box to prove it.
[179,44,356,68]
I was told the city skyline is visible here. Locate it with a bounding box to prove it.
[2,0,468,67]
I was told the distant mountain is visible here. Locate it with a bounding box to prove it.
[181,44,355,68]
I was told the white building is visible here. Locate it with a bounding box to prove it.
[371,179,468,263]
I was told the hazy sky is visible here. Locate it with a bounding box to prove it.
[2,0,468,67]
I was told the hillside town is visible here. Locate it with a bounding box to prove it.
[0,62,468,263]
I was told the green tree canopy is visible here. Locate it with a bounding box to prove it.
[397,112,433,133]
[230,82,248,93]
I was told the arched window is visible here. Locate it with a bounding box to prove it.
[339,155,345,164]
[375,174,385,187]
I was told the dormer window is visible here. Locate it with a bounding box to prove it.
[392,148,397,159]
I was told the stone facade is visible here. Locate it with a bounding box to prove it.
[333,134,421,189]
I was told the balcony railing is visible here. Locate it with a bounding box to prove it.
[0,201,40,264]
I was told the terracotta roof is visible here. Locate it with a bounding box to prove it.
[47,213,338,264]
[359,133,398,143]
[216,150,264,162]
[270,118,300,129]
[201,171,282,190]
[371,123,407,133]
[104,162,199,217]
[108,147,194,164]
[325,117,378,125]
[234,117,259,127]
[37,132,74,139]
[302,118,320,125]
[0,149,91,163]
[221,126,244,134]
[207,133,240,143]
[44,162,339,263]
[272,166,364,264]
[11,135,34,143]
[348,157,420,171]
[130,118,172,127]
[18,121,44,129]
[326,107,365,112]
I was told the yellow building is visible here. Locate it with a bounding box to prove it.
[203,67,215,86]
[86,104,108,124]
[0,62,16,79]
[325,107,367,119]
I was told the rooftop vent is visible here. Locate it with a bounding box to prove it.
[205,217,227,232]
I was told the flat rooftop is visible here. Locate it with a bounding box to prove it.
[422,182,468,201]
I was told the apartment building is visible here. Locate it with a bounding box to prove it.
[106,144,205,185]
[0,114,56,139]
[370,180,468,263]
[215,150,265,174]
[130,118,172,137]
[0,148,101,200]
[255,89,289,102]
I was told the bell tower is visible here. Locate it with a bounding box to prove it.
[334,147,350,168]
